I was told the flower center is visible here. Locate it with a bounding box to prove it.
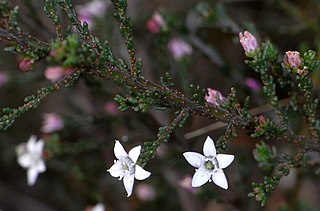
[204,157,219,170]
[121,157,135,174]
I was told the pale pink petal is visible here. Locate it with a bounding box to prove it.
[128,145,141,163]
[123,174,135,197]
[114,141,128,159]
[191,168,210,187]
[183,152,205,168]
[27,167,39,186]
[216,154,234,169]
[212,169,228,189]
[203,136,216,157]
[134,165,151,180]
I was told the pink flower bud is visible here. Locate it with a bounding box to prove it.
[41,113,64,133]
[283,51,302,69]
[239,31,258,53]
[205,88,226,106]
[168,38,192,60]
[146,12,165,33]
[258,115,269,127]
[19,58,34,72]
[245,78,261,93]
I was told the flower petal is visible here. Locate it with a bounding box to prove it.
[114,141,128,159]
[35,139,45,155]
[203,136,216,157]
[37,160,46,173]
[216,154,234,169]
[107,162,123,178]
[27,167,39,186]
[183,152,205,168]
[27,135,37,152]
[212,169,228,189]
[135,165,151,180]
[123,174,135,197]
[191,167,210,187]
[128,145,141,163]
[17,154,32,168]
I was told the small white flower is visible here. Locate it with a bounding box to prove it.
[107,141,151,197]
[16,135,46,186]
[183,136,234,189]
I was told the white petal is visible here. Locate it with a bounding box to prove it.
[183,152,205,168]
[27,135,37,152]
[123,174,135,197]
[37,160,46,173]
[216,154,234,169]
[107,162,123,178]
[92,203,105,211]
[134,165,151,180]
[114,141,128,159]
[128,145,141,163]
[203,136,216,157]
[17,154,32,168]
[27,167,39,186]
[191,167,210,187]
[212,169,228,189]
[35,139,45,155]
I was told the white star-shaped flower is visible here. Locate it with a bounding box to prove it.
[107,141,151,197]
[16,135,46,186]
[183,136,234,189]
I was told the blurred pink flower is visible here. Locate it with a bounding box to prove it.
[44,66,65,82]
[76,0,108,29]
[135,183,156,201]
[205,88,226,106]
[0,71,8,87]
[41,113,64,133]
[283,51,302,69]
[44,66,74,83]
[245,78,261,93]
[104,101,119,116]
[168,38,192,60]
[19,58,34,72]
[179,175,198,193]
[239,31,258,54]
[146,12,166,33]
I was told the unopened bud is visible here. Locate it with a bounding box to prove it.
[205,88,226,106]
[239,31,258,54]
[19,58,34,72]
[283,51,302,69]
